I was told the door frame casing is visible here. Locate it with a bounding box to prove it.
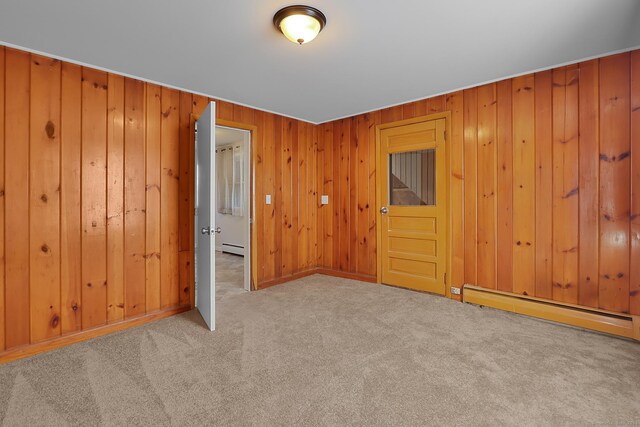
[216,118,259,291]
[191,115,259,297]
[375,111,453,299]
[214,124,252,291]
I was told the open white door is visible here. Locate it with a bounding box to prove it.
[195,102,216,331]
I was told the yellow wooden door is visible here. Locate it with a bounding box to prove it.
[379,118,447,294]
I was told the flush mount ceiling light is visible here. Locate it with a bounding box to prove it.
[273,5,327,45]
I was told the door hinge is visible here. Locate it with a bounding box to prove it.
[444,272,447,284]
[444,130,447,141]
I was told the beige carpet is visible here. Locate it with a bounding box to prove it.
[1,272,639,426]
[215,251,246,300]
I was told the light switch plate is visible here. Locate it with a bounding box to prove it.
[266,195,272,205]
[321,195,329,205]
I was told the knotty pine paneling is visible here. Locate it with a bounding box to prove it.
[598,53,631,314]
[5,49,32,348]
[60,62,83,334]
[0,46,317,358]
[318,49,640,314]
[29,55,62,343]
[124,78,147,317]
[1,44,638,359]
[106,73,125,323]
[0,48,4,351]
[631,51,640,315]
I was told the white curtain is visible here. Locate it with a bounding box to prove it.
[232,144,244,216]
[216,143,244,216]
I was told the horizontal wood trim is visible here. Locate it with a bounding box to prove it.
[463,285,639,341]
[0,305,191,364]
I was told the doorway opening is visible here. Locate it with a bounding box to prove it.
[214,125,251,298]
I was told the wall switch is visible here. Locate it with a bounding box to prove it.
[321,195,329,205]
[265,195,272,205]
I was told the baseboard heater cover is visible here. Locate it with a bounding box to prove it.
[221,243,244,256]
[462,285,640,341]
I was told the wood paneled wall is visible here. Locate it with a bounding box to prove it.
[1,44,638,359]
[318,50,640,315]
[0,46,316,357]
[212,102,318,286]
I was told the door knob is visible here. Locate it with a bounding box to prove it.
[214,226,222,234]
[201,226,211,235]
[380,206,388,215]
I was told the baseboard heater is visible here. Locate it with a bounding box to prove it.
[463,285,640,341]
[221,243,244,256]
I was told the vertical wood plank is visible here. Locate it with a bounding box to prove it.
[178,91,192,252]
[5,49,31,348]
[380,106,403,124]
[178,91,192,305]
[262,114,276,282]
[534,70,553,299]
[315,124,325,267]
[578,60,600,309]
[232,104,254,125]
[447,93,465,293]
[29,54,61,343]
[124,79,146,317]
[332,120,341,270]
[512,75,536,296]
[145,84,162,312]
[273,116,283,278]
[349,118,358,272]
[81,68,108,329]
[357,114,370,275]
[106,74,125,322]
[552,66,579,304]
[281,118,293,275]
[0,47,4,350]
[368,111,381,276]
[254,111,265,283]
[60,62,82,334]
[463,88,478,285]
[599,53,631,313]
[290,120,299,273]
[496,82,513,293]
[161,87,180,308]
[630,51,640,315]
[309,124,318,270]
[322,124,334,268]
[428,95,446,113]
[476,84,497,289]
[339,119,351,271]
[216,100,233,121]
[402,102,417,120]
[413,100,428,117]
[297,122,308,271]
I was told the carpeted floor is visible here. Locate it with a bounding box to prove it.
[215,251,246,300]
[1,273,639,426]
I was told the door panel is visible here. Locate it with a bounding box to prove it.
[195,102,216,331]
[380,118,446,294]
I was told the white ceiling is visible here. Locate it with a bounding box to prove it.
[0,0,639,123]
